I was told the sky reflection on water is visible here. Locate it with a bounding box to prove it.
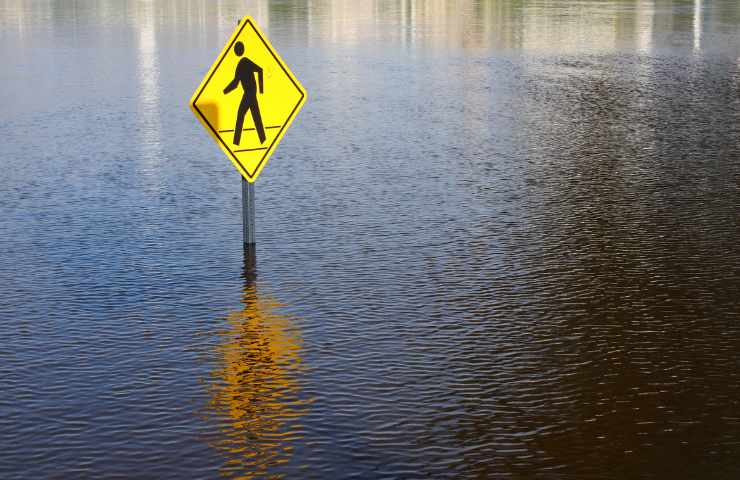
[1,0,740,478]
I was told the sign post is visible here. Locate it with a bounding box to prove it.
[242,177,256,256]
[189,16,307,270]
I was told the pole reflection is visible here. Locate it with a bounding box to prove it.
[206,262,308,478]
[693,0,703,53]
[135,0,162,164]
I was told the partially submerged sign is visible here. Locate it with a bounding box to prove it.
[190,17,307,182]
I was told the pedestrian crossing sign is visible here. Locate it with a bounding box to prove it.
[190,17,307,183]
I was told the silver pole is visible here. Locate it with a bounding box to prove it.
[242,177,256,245]
[242,177,256,274]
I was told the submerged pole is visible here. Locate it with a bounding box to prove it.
[242,177,256,272]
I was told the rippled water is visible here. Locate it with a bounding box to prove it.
[2,0,740,478]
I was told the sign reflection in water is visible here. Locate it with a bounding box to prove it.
[206,267,309,478]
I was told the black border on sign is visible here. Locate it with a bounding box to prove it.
[192,18,305,180]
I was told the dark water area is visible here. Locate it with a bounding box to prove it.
[1,1,740,478]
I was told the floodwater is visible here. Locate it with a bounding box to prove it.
[1,0,740,478]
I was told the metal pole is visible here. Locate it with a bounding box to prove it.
[242,177,256,273]
[241,177,256,245]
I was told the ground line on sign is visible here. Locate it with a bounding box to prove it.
[234,147,269,152]
[218,126,282,133]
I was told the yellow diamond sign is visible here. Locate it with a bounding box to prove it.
[190,17,307,182]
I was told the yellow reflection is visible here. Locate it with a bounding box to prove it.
[208,274,307,479]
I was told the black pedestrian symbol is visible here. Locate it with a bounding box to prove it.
[224,41,265,146]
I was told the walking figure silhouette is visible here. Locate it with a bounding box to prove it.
[223,41,265,146]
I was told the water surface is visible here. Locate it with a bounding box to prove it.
[1,0,740,478]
